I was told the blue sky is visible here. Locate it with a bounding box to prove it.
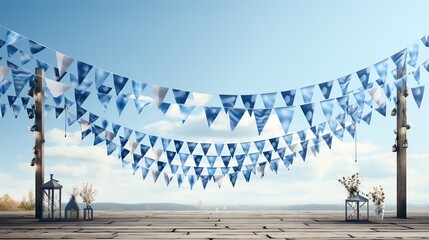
[1,0,429,206]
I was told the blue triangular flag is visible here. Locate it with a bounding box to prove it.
[297,130,306,141]
[374,59,388,82]
[67,112,77,126]
[263,150,272,163]
[29,40,46,54]
[20,50,32,65]
[240,142,251,156]
[12,69,33,96]
[7,95,17,107]
[241,94,257,115]
[207,156,217,167]
[193,155,203,167]
[413,67,421,85]
[408,43,419,68]
[131,79,147,98]
[170,165,179,174]
[113,74,128,95]
[301,85,315,103]
[75,89,91,106]
[338,75,351,95]
[161,138,172,151]
[7,45,18,57]
[116,95,129,116]
[229,172,238,187]
[179,104,195,124]
[5,30,24,45]
[227,143,237,157]
[107,141,118,155]
[269,137,279,151]
[174,140,184,153]
[353,91,366,109]
[177,174,184,188]
[277,147,286,159]
[320,99,334,121]
[55,107,64,118]
[356,67,370,89]
[76,105,87,120]
[201,143,211,156]
[322,134,332,149]
[254,108,272,135]
[157,161,167,172]
[149,135,158,147]
[261,92,277,109]
[346,124,356,138]
[301,103,315,126]
[411,85,425,108]
[141,167,150,180]
[11,104,21,118]
[77,61,93,84]
[145,157,155,168]
[254,140,265,154]
[0,104,5,117]
[215,143,224,156]
[336,95,349,111]
[204,107,221,128]
[188,175,196,189]
[179,153,189,165]
[318,80,334,99]
[135,131,146,143]
[221,167,230,175]
[391,48,407,74]
[187,142,198,154]
[173,89,190,104]
[270,159,279,174]
[219,94,238,113]
[160,102,171,115]
[0,80,11,94]
[152,170,161,183]
[275,106,294,134]
[228,108,246,131]
[201,175,209,189]
[207,167,216,176]
[249,153,259,164]
[281,89,296,106]
[97,93,112,112]
[95,68,109,88]
[221,156,231,167]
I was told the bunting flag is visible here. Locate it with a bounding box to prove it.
[275,106,294,134]
[254,109,272,135]
[407,43,419,68]
[97,93,112,112]
[338,75,351,95]
[320,99,334,120]
[113,74,128,95]
[133,99,150,114]
[228,108,246,131]
[95,68,110,88]
[77,61,93,84]
[261,92,277,109]
[20,50,32,65]
[6,45,18,58]
[391,48,407,74]
[301,85,315,103]
[56,52,74,79]
[411,85,425,108]
[374,59,388,83]
[204,107,221,127]
[281,89,296,106]
[11,69,33,96]
[301,103,315,126]
[173,89,190,104]
[131,80,147,99]
[356,67,370,89]
[179,105,195,124]
[318,80,333,99]
[28,40,46,55]
[219,94,238,113]
[241,94,257,115]
[5,30,24,45]
[0,66,10,82]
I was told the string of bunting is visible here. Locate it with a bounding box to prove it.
[0,25,427,136]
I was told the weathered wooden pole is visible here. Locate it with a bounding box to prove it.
[34,68,45,219]
[396,66,407,219]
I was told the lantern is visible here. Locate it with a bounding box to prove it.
[345,193,369,222]
[64,196,80,221]
[40,174,63,221]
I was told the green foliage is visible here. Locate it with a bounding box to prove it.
[0,191,35,211]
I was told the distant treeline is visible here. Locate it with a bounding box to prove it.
[0,192,35,211]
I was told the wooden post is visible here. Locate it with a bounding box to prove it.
[34,68,45,219]
[396,66,407,219]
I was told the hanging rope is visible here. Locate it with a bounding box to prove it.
[64,104,67,138]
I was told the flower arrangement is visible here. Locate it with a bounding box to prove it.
[368,185,385,206]
[338,173,361,197]
[80,183,97,208]
[69,186,80,198]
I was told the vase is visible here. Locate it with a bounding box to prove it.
[83,206,93,221]
[374,205,384,221]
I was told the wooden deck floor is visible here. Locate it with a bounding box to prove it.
[1,211,429,239]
